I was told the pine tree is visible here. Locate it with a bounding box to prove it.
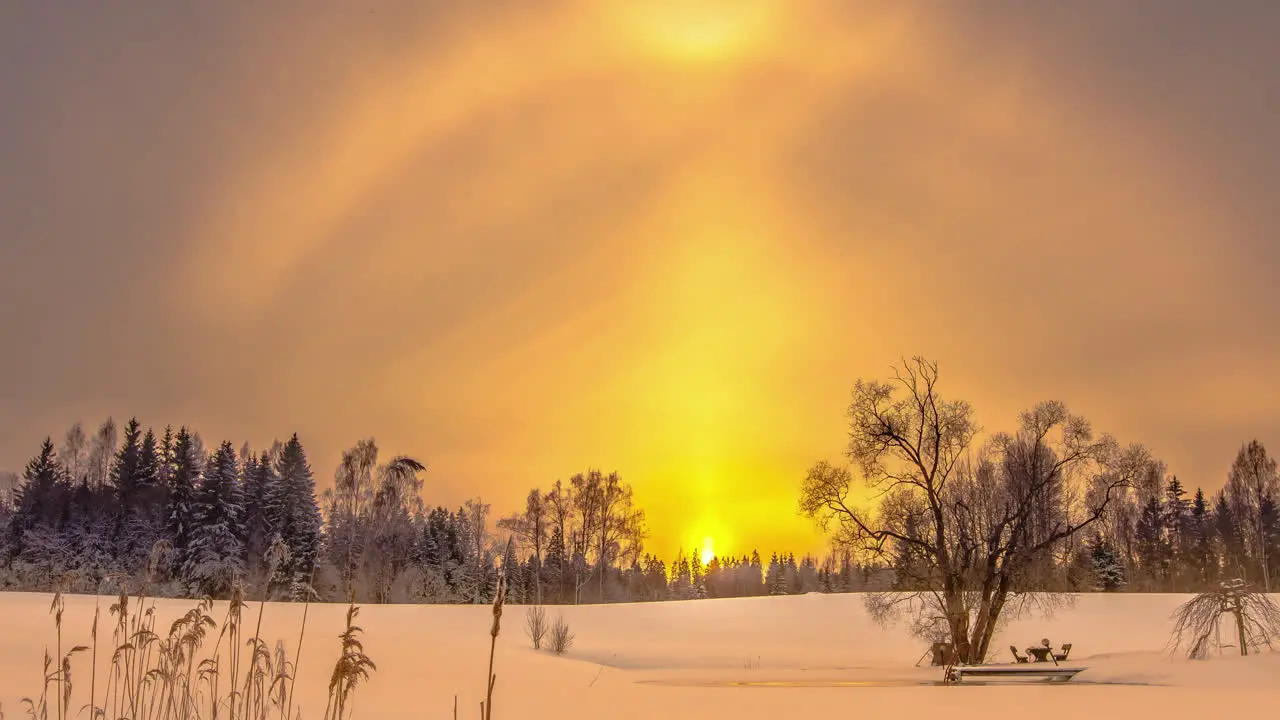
[766,553,785,595]
[784,553,801,594]
[749,550,763,595]
[274,435,322,598]
[624,558,644,602]
[690,554,708,599]
[1215,493,1246,581]
[112,419,151,564]
[1260,496,1280,588]
[183,442,245,596]
[158,425,176,488]
[419,507,449,567]
[164,427,201,576]
[1164,477,1190,589]
[1135,496,1171,588]
[1188,488,1216,588]
[703,556,721,598]
[544,524,568,604]
[112,419,143,508]
[838,550,855,592]
[11,439,68,558]
[240,451,274,588]
[138,429,161,498]
[1091,534,1126,591]
[670,553,693,599]
[131,428,165,570]
[798,555,819,593]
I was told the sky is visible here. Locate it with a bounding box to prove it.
[2,1,1280,561]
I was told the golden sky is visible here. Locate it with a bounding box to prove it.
[3,1,1280,560]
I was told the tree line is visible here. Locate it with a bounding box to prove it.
[5,377,1272,616]
[0,418,889,604]
[1081,440,1279,595]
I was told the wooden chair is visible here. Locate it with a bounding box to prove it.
[1053,643,1072,662]
[1009,645,1029,663]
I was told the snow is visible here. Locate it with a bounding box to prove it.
[0,592,1275,719]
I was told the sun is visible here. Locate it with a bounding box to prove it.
[611,0,777,63]
[699,537,716,566]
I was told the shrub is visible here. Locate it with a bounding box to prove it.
[525,606,548,650]
[549,614,574,655]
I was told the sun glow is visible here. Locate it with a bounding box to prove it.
[699,538,716,566]
[613,0,777,63]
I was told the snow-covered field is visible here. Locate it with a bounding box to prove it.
[0,592,1275,719]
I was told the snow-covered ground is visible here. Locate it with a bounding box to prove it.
[0,592,1275,719]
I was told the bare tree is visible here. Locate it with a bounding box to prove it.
[544,480,575,602]
[1169,578,1280,658]
[58,423,88,485]
[462,497,493,603]
[799,357,1152,664]
[85,418,118,489]
[562,470,647,603]
[323,439,426,601]
[324,439,378,597]
[568,472,600,603]
[1225,441,1279,592]
[498,489,549,604]
[366,455,426,603]
[0,470,18,522]
[589,471,646,602]
[545,480,574,548]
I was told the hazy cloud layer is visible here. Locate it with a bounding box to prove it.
[3,1,1279,557]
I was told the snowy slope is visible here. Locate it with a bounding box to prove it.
[0,592,1275,719]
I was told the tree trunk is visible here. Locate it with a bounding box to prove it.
[1234,606,1248,656]
[1259,515,1271,593]
[972,586,1011,663]
[944,585,973,664]
[533,536,543,606]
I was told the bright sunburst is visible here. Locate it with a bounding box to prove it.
[699,537,716,565]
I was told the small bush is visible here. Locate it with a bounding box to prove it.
[525,606,548,650]
[549,614,574,655]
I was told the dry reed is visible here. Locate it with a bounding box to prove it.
[18,541,374,720]
[481,539,511,720]
[321,604,375,720]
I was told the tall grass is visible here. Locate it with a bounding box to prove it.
[20,556,375,720]
[20,540,534,720]
[320,602,375,720]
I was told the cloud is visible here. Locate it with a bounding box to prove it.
[3,1,1279,556]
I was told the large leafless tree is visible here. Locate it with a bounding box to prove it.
[799,357,1153,664]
